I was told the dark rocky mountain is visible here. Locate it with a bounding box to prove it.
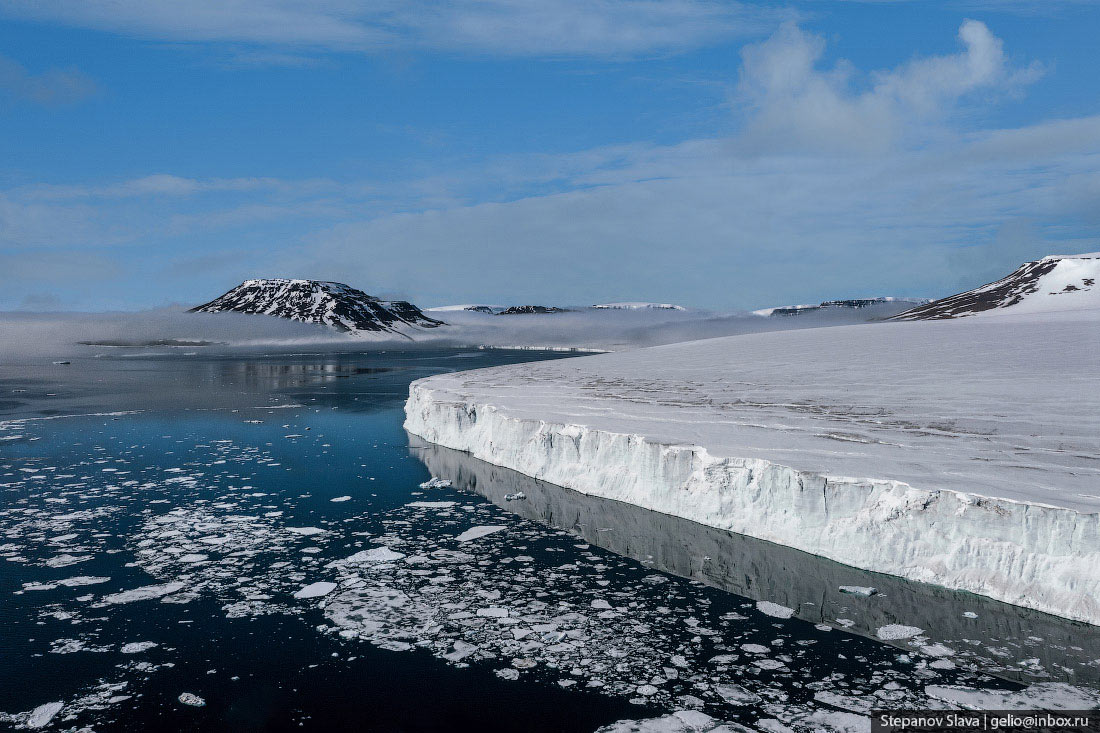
[190,279,444,335]
[891,253,1100,320]
[758,297,930,318]
[497,305,571,315]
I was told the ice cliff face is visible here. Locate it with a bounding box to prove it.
[190,279,444,334]
[892,253,1100,320]
[405,384,1099,624]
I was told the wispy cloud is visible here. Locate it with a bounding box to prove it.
[0,0,784,58]
[0,53,97,105]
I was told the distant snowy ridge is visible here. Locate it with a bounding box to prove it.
[754,297,930,317]
[496,305,571,315]
[426,304,502,313]
[892,253,1100,320]
[190,279,444,335]
[406,315,1100,624]
[591,302,686,311]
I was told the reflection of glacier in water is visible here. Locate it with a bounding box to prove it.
[411,436,1100,688]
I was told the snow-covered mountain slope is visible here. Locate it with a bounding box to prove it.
[754,297,930,317]
[590,302,686,311]
[190,279,444,335]
[892,253,1100,320]
[406,311,1100,623]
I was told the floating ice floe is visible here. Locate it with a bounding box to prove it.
[596,710,732,732]
[286,527,324,536]
[25,702,63,729]
[101,582,186,605]
[454,525,506,542]
[294,581,338,599]
[838,586,877,596]
[756,601,795,619]
[419,478,452,489]
[876,624,924,640]
[328,547,406,567]
[925,682,1100,710]
[178,693,205,707]
[120,641,159,654]
[57,576,111,587]
[330,496,352,502]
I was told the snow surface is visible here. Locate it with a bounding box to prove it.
[405,311,1100,623]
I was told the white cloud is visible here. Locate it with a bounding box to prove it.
[734,19,1042,153]
[0,0,781,58]
[0,53,96,105]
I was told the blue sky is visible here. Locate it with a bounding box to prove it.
[1,1,1098,311]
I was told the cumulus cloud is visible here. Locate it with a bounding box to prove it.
[735,20,1042,153]
[0,0,780,58]
[0,53,96,105]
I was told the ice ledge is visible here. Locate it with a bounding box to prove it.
[404,381,1100,625]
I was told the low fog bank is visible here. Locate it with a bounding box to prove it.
[0,302,916,362]
[431,302,916,350]
[0,308,352,361]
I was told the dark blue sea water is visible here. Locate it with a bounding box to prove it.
[1,349,1096,732]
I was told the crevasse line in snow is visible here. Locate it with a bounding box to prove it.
[404,382,1100,625]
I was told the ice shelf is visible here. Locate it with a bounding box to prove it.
[405,311,1100,624]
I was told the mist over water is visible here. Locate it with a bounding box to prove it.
[0,300,920,361]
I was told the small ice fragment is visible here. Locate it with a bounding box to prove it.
[454,525,506,542]
[294,582,337,599]
[330,496,352,503]
[504,492,526,501]
[103,582,186,604]
[25,701,63,728]
[962,611,978,619]
[406,501,456,508]
[57,576,110,587]
[286,527,324,536]
[121,641,159,654]
[477,607,509,618]
[178,693,206,707]
[876,624,924,640]
[756,601,795,619]
[716,684,761,705]
[419,477,452,489]
[328,547,405,567]
[839,586,877,596]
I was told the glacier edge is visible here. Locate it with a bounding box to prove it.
[404,381,1100,626]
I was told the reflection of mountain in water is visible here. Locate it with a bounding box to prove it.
[410,437,1100,687]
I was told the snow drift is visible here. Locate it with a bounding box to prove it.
[405,311,1100,624]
